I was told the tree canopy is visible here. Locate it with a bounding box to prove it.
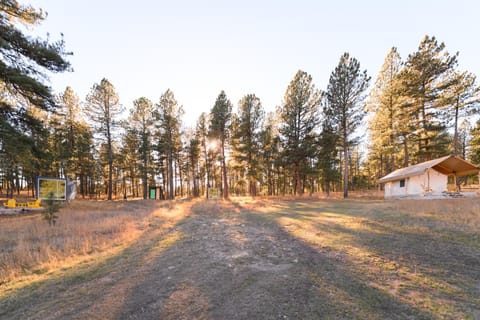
[2,3,479,201]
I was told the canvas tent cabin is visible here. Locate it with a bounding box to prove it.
[379,155,479,199]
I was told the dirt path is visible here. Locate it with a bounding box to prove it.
[0,199,438,319]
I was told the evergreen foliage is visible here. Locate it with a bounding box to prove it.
[84,78,123,200]
[196,112,211,198]
[128,97,154,199]
[43,191,62,226]
[396,35,457,162]
[278,70,321,195]
[0,0,70,196]
[441,70,480,155]
[231,94,264,196]
[470,119,480,164]
[325,53,370,198]
[209,91,232,199]
[154,89,183,200]
[366,48,402,179]
[2,5,480,201]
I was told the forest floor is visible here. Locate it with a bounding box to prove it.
[0,196,479,319]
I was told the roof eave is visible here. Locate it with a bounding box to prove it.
[378,170,426,184]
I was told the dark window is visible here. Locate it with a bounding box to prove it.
[399,179,405,188]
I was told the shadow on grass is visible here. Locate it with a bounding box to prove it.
[117,199,434,319]
[248,198,480,318]
[0,200,193,319]
[1,198,474,319]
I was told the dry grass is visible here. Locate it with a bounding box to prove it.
[236,196,480,318]
[0,195,479,319]
[391,197,480,231]
[0,199,181,283]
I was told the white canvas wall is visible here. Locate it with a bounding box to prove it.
[384,182,392,198]
[407,175,425,195]
[427,169,448,193]
[384,169,448,199]
[388,179,408,198]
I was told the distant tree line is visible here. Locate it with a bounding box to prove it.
[1,2,479,199]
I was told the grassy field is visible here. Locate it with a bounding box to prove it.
[0,195,479,319]
[240,197,480,318]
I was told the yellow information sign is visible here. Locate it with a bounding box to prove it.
[38,177,66,200]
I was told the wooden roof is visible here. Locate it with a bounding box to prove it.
[379,155,479,184]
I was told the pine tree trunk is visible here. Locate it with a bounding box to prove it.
[80,173,85,198]
[178,157,183,197]
[204,142,209,199]
[143,149,148,199]
[107,123,113,201]
[343,146,349,198]
[403,137,409,167]
[130,175,135,198]
[221,139,228,199]
[453,99,459,156]
[193,165,198,197]
[168,154,174,200]
[294,163,302,195]
[250,177,256,197]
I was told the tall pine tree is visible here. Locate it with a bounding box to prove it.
[278,70,321,195]
[210,91,232,199]
[366,47,402,179]
[84,78,123,200]
[469,119,480,164]
[0,1,70,196]
[441,70,480,156]
[154,89,183,200]
[232,94,265,197]
[196,112,210,198]
[326,53,370,198]
[396,35,457,162]
[129,97,154,199]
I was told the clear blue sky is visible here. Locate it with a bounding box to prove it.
[28,0,480,126]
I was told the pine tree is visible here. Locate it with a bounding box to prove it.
[470,119,480,164]
[74,122,95,198]
[0,0,70,142]
[441,71,480,156]
[84,78,123,200]
[396,35,458,162]
[119,127,140,198]
[326,53,370,198]
[278,70,321,195]
[154,89,183,200]
[366,48,402,179]
[128,97,154,199]
[260,112,279,196]
[318,119,339,195]
[55,86,84,178]
[196,112,210,198]
[209,91,232,199]
[0,1,70,196]
[232,94,265,197]
[185,131,201,197]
